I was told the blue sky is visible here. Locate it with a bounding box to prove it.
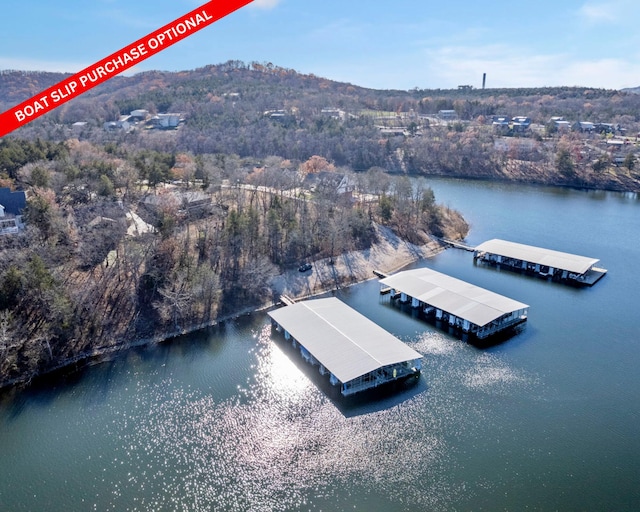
[2,0,640,90]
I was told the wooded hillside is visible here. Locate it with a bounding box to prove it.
[0,136,467,389]
[3,62,640,192]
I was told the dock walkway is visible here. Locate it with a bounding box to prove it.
[438,238,476,252]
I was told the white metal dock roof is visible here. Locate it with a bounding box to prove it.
[474,239,599,275]
[380,267,528,327]
[268,297,422,383]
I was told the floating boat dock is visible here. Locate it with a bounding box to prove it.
[473,239,607,286]
[268,297,422,396]
[379,267,529,339]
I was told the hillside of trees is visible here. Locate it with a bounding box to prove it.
[0,137,467,389]
[2,62,640,192]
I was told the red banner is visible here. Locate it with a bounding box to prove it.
[0,0,254,138]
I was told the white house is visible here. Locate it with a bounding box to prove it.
[149,113,183,129]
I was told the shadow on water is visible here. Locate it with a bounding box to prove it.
[154,323,231,360]
[335,377,427,418]
[269,328,427,418]
[467,322,529,349]
[0,356,125,420]
[0,321,238,420]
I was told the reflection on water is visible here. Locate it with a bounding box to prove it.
[2,179,640,511]
[2,308,522,511]
[95,328,457,511]
[254,324,313,401]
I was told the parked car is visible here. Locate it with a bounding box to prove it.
[298,262,312,272]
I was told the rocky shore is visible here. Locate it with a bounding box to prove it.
[270,224,442,302]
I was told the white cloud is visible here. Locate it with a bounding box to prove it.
[420,44,640,89]
[578,2,619,23]
[577,0,640,25]
[422,44,562,88]
[559,58,640,89]
[249,0,282,9]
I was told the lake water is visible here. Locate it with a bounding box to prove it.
[1,179,639,511]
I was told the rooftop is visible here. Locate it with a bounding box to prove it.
[0,188,26,216]
[267,297,422,383]
[474,239,599,275]
[380,267,529,327]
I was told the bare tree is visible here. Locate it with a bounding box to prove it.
[155,271,193,330]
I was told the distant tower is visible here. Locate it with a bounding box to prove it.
[482,73,486,89]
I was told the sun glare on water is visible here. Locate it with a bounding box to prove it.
[255,324,311,400]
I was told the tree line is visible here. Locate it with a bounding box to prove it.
[0,140,467,389]
[4,63,640,192]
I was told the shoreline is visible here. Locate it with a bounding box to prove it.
[270,225,443,302]
[0,225,445,393]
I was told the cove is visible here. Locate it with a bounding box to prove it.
[1,178,639,511]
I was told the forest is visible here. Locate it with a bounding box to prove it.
[0,136,467,389]
[2,61,640,192]
[1,60,639,388]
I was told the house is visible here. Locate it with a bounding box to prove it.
[149,113,183,129]
[550,117,571,132]
[574,121,595,133]
[103,118,131,132]
[0,188,26,216]
[511,116,531,133]
[491,115,511,134]
[438,109,458,120]
[320,108,345,120]
[0,211,20,235]
[178,190,211,213]
[595,123,615,134]
[595,123,627,135]
[378,127,407,136]
[263,109,297,124]
[0,188,26,235]
[302,171,355,199]
[130,109,149,120]
[263,109,287,118]
[606,139,625,149]
[142,189,211,215]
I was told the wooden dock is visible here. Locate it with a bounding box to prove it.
[280,294,296,306]
[374,270,396,296]
[438,238,476,252]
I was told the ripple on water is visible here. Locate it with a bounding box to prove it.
[462,352,538,395]
[3,319,541,512]
[95,324,470,511]
[412,330,459,356]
